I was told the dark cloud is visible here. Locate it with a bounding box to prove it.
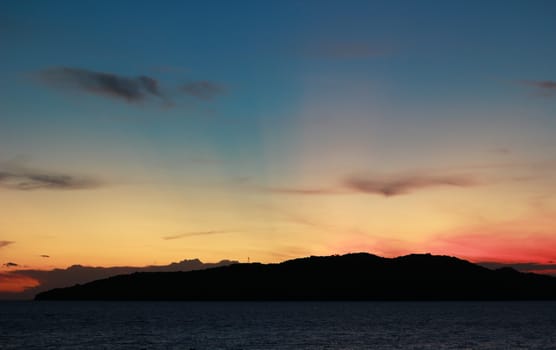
[0,170,101,191]
[518,80,556,96]
[181,81,226,100]
[38,67,226,105]
[3,262,18,268]
[163,230,233,240]
[491,147,510,155]
[0,241,14,248]
[38,67,166,103]
[40,255,50,258]
[263,173,477,197]
[344,173,476,196]
[0,158,101,191]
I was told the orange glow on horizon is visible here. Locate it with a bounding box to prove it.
[0,272,40,293]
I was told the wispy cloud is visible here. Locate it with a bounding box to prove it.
[37,67,227,106]
[181,81,226,100]
[0,272,40,293]
[262,172,477,197]
[162,230,234,240]
[263,187,338,195]
[0,241,15,248]
[0,160,102,191]
[38,67,167,104]
[344,173,477,197]
[3,262,18,268]
[0,171,101,190]
[518,80,556,96]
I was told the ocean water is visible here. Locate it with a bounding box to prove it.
[1,301,555,349]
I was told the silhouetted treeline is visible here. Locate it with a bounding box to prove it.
[35,253,556,300]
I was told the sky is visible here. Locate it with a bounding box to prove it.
[1,0,556,293]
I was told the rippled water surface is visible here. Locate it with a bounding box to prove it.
[1,301,556,349]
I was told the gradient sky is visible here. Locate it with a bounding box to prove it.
[1,0,556,291]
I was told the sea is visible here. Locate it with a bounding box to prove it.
[1,301,555,349]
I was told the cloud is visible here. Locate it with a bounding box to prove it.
[263,187,338,195]
[38,67,166,103]
[3,262,18,268]
[518,80,556,96]
[38,67,226,105]
[0,272,40,293]
[491,147,510,155]
[0,160,101,191]
[0,241,14,248]
[40,255,50,258]
[163,230,233,240]
[263,172,477,197]
[344,173,476,196]
[0,171,101,190]
[181,81,226,100]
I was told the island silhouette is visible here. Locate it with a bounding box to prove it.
[35,253,556,300]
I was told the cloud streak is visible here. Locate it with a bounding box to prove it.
[0,170,101,191]
[37,67,227,106]
[518,80,556,96]
[262,172,477,197]
[0,272,40,293]
[263,187,338,195]
[344,173,476,196]
[38,67,166,103]
[181,81,226,100]
[0,241,14,248]
[0,159,102,191]
[163,230,233,240]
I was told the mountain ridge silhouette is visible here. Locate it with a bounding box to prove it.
[35,253,556,300]
[1,259,238,300]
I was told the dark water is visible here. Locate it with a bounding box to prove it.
[1,301,556,349]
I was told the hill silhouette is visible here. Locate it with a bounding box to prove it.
[35,253,556,300]
[1,259,238,300]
